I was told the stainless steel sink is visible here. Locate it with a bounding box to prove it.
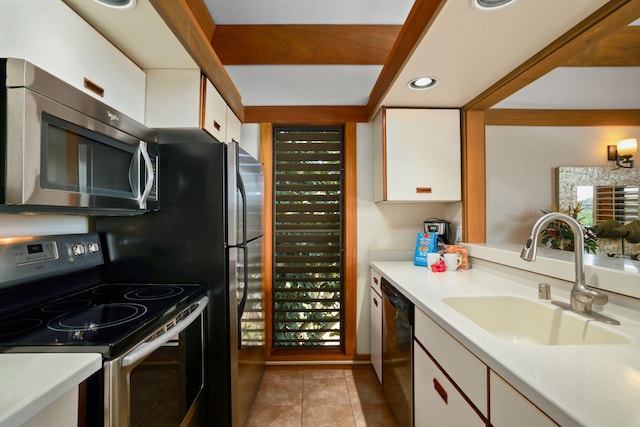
[442,296,630,346]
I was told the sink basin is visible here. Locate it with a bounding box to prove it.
[442,296,630,346]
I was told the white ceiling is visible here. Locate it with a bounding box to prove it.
[494,67,640,109]
[65,0,639,111]
[381,0,615,109]
[203,0,413,107]
[203,0,626,109]
[223,65,383,106]
[202,0,414,25]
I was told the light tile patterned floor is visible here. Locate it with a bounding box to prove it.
[246,366,398,427]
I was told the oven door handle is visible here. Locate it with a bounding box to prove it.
[121,296,208,369]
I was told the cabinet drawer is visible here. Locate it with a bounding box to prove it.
[414,309,487,416]
[490,371,557,427]
[414,344,485,426]
[370,268,382,295]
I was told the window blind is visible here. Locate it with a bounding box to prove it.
[272,127,344,349]
[594,185,639,223]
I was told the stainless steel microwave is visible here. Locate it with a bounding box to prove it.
[1,58,159,214]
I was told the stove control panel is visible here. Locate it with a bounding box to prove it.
[15,240,58,264]
[0,233,104,288]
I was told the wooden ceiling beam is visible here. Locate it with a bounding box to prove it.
[564,26,640,66]
[486,109,640,126]
[365,0,445,119]
[212,25,401,65]
[463,0,640,112]
[244,106,368,124]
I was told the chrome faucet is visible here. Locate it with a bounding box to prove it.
[521,212,609,314]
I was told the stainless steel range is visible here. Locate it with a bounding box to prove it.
[0,233,208,427]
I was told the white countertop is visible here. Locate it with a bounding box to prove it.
[370,258,640,427]
[0,353,102,427]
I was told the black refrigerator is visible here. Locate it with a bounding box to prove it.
[95,137,266,427]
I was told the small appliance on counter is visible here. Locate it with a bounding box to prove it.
[424,218,451,244]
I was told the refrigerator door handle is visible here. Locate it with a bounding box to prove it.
[238,245,249,321]
[237,170,248,246]
[237,163,249,350]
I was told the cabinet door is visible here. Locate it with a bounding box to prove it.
[370,286,382,383]
[375,108,461,202]
[0,0,145,122]
[490,371,558,427]
[414,308,487,416]
[202,79,227,142]
[414,343,485,427]
[226,108,242,144]
[145,69,202,128]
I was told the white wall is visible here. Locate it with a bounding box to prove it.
[486,125,640,244]
[0,214,88,238]
[355,122,461,354]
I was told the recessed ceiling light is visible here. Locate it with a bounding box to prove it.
[408,77,438,90]
[92,0,136,9]
[472,0,517,11]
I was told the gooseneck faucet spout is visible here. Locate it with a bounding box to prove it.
[521,212,608,314]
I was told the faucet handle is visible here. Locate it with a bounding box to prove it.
[575,288,608,305]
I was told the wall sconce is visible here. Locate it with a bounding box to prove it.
[608,138,637,168]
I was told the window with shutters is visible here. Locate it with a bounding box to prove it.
[272,126,344,349]
[594,185,639,223]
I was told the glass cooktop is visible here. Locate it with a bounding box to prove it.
[0,283,206,357]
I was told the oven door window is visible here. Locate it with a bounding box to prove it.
[41,113,138,199]
[129,316,204,427]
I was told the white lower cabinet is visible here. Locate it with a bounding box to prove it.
[370,269,382,383]
[490,371,558,427]
[22,387,78,427]
[413,308,487,425]
[414,343,485,426]
[414,309,488,416]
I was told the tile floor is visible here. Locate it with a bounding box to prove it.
[245,365,398,427]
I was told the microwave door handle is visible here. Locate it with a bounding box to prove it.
[121,296,209,369]
[128,145,141,200]
[137,141,154,209]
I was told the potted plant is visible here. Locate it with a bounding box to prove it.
[541,203,599,254]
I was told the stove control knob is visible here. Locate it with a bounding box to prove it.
[72,243,86,256]
[88,242,100,253]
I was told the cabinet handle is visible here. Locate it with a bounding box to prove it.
[84,78,105,97]
[373,277,379,285]
[213,120,221,131]
[416,187,433,194]
[373,297,378,307]
[433,378,448,404]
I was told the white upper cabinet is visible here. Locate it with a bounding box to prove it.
[373,108,461,202]
[145,69,232,143]
[226,108,242,144]
[203,78,227,142]
[0,0,146,122]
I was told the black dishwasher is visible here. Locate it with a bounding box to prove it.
[381,277,414,427]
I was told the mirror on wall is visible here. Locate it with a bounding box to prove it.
[557,166,640,258]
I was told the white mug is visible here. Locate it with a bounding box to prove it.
[443,253,462,271]
[427,253,443,268]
